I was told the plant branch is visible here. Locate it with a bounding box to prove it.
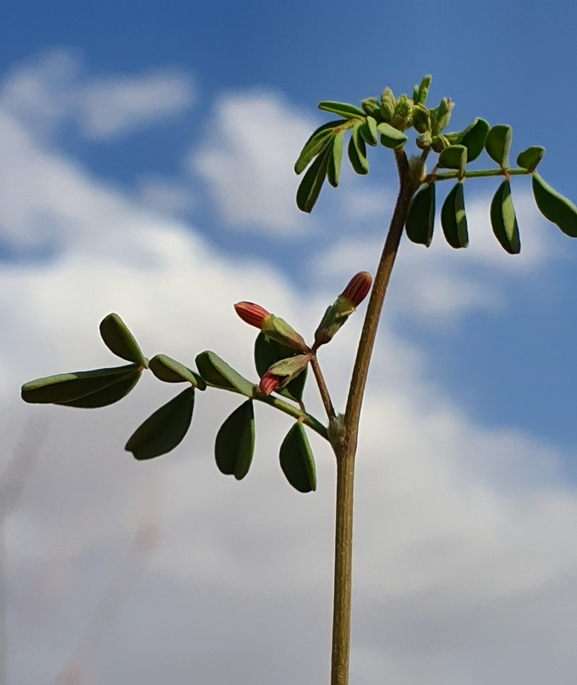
[310,354,336,421]
[427,167,531,183]
[256,390,329,440]
[329,147,416,685]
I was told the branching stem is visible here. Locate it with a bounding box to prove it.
[329,147,416,685]
[310,354,336,421]
[429,167,531,182]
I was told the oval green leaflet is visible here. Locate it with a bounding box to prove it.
[254,333,307,402]
[459,118,490,162]
[438,144,467,179]
[125,387,195,460]
[516,146,545,172]
[327,129,345,188]
[485,125,512,168]
[490,180,520,254]
[279,423,317,493]
[294,120,342,175]
[347,123,369,175]
[195,351,255,397]
[441,182,469,249]
[149,354,206,389]
[377,122,408,149]
[214,400,255,480]
[361,97,381,117]
[99,313,148,367]
[406,183,436,247]
[318,101,366,120]
[359,116,378,147]
[296,143,331,213]
[21,364,141,407]
[532,173,577,237]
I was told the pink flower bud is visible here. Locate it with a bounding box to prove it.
[259,371,282,396]
[234,302,271,329]
[340,271,372,307]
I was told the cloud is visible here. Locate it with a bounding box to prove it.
[0,49,195,141]
[190,91,317,236]
[2,56,577,685]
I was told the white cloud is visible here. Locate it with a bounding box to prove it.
[0,50,195,141]
[76,68,195,140]
[1,59,577,685]
[191,91,317,235]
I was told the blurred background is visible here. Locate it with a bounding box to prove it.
[2,1,577,683]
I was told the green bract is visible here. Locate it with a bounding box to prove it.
[279,423,317,493]
[215,400,255,480]
[21,364,141,407]
[532,173,577,237]
[125,387,195,460]
[441,183,469,249]
[406,183,435,247]
[99,313,148,367]
[485,125,512,168]
[490,180,520,254]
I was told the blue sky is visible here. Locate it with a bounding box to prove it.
[2,2,577,684]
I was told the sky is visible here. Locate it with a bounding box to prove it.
[1,1,577,684]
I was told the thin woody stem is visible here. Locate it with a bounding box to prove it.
[329,147,416,685]
[310,355,336,421]
[427,167,531,182]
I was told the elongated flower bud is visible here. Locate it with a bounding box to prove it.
[313,271,372,350]
[234,302,271,329]
[340,271,372,307]
[259,354,311,396]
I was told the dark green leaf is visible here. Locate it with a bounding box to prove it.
[460,118,490,162]
[60,371,141,408]
[296,144,331,213]
[149,354,206,389]
[485,125,512,168]
[327,130,345,188]
[516,146,545,172]
[195,351,255,397]
[99,313,147,367]
[279,423,317,493]
[254,333,307,402]
[22,364,140,405]
[347,123,369,175]
[441,182,469,249]
[377,122,408,149]
[126,387,195,460]
[215,400,255,480]
[359,116,378,147]
[490,180,520,254]
[532,173,577,237]
[406,183,435,247]
[318,101,365,120]
[294,120,342,175]
[438,145,467,178]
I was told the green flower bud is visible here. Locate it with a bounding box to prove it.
[380,88,396,122]
[261,315,308,352]
[361,97,381,118]
[430,97,454,136]
[412,104,431,134]
[432,134,450,153]
[416,131,433,150]
[390,94,413,130]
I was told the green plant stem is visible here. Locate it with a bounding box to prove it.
[311,355,336,421]
[256,391,329,440]
[329,148,416,685]
[429,167,531,182]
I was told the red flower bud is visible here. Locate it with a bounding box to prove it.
[234,302,271,329]
[340,271,372,307]
[259,371,282,396]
